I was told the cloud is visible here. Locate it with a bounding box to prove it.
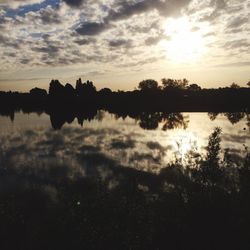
[0,0,42,9]
[31,44,61,55]
[0,34,20,48]
[119,56,164,67]
[76,22,110,36]
[146,141,165,152]
[224,39,250,50]
[191,26,200,32]
[37,5,62,25]
[214,61,250,68]
[227,16,248,29]
[107,0,192,21]
[20,58,31,64]
[108,38,133,48]
[145,36,162,46]
[198,0,227,22]
[74,37,96,45]
[75,0,192,36]
[110,138,135,150]
[62,0,86,8]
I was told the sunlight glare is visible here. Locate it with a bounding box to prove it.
[173,132,198,163]
[161,17,206,64]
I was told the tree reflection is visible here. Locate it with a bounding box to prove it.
[208,112,248,125]
[223,112,245,124]
[137,112,189,131]
[208,112,219,121]
[49,109,98,129]
[247,114,250,130]
[162,113,189,130]
[138,112,161,130]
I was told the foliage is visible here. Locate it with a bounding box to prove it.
[187,83,201,91]
[230,82,240,88]
[161,78,189,90]
[205,127,222,166]
[138,79,159,91]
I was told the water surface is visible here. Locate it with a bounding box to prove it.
[0,111,249,174]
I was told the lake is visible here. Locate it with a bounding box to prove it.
[0,111,250,249]
[0,111,249,173]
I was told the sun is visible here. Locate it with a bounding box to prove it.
[161,17,206,64]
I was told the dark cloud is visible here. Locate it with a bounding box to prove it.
[224,39,250,50]
[32,44,61,55]
[146,141,165,152]
[20,58,31,64]
[129,152,162,164]
[62,0,86,7]
[110,138,135,150]
[222,133,250,144]
[227,16,248,29]
[74,38,96,45]
[107,0,191,22]
[75,0,192,36]
[109,39,133,48]
[225,28,243,34]
[76,22,110,36]
[78,145,100,153]
[145,36,162,46]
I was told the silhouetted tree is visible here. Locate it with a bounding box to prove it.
[206,127,222,166]
[75,78,82,89]
[64,83,75,97]
[84,80,96,94]
[99,88,112,95]
[247,81,250,87]
[49,79,64,96]
[230,83,240,89]
[75,78,96,97]
[187,83,201,91]
[138,79,158,91]
[161,78,189,90]
[30,87,47,97]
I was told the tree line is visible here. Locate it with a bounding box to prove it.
[0,77,249,113]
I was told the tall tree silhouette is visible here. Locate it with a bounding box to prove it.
[138,79,159,91]
[49,79,64,97]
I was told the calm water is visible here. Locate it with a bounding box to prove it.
[0,111,249,174]
[0,111,250,249]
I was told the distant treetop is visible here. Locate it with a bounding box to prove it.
[138,79,159,91]
[230,83,240,89]
[161,78,189,90]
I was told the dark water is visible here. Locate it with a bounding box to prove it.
[0,111,249,249]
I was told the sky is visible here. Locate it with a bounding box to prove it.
[0,0,249,91]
